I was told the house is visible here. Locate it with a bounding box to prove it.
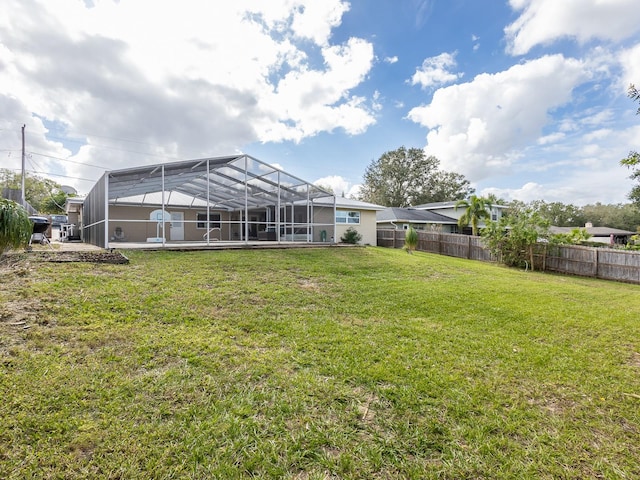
[550,223,637,245]
[314,196,385,245]
[376,207,458,232]
[67,155,384,248]
[412,201,507,234]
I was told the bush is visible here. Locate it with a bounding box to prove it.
[340,227,362,244]
[404,226,418,253]
[0,199,32,255]
[481,208,550,270]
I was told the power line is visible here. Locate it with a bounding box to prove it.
[43,133,187,161]
[25,169,96,183]
[46,131,160,148]
[28,151,106,169]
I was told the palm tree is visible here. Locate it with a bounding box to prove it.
[455,195,493,236]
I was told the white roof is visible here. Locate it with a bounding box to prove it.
[310,196,385,211]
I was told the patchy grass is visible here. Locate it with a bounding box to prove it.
[1,247,639,479]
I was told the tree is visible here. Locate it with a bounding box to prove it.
[358,147,473,207]
[482,205,550,270]
[0,169,68,214]
[0,199,32,255]
[621,151,640,207]
[629,83,640,115]
[621,84,640,207]
[550,227,592,245]
[404,225,418,253]
[455,195,492,235]
[529,200,586,227]
[580,202,640,232]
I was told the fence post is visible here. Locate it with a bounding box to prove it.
[594,248,599,278]
[468,236,472,259]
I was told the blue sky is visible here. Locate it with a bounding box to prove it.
[1,0,640,205]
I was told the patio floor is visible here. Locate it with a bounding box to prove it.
[48,240,346,252]
[106,240,342,251]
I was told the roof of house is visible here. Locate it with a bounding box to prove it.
[550,226,636,237]
[309,196,385,211]
[413,200,507,210]
[377,207,457,224]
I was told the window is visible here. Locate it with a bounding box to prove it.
[197,212,221,229]
[336,210,360,224]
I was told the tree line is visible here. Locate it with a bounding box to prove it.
[357,146,640,232]
[0,169,69,214]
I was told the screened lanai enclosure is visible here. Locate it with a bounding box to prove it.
[81,155,337,248]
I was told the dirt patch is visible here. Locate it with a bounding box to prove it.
[629,351,640,369]
[25,250,129,264]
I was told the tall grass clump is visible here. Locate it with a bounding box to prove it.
[404,225,418,253]
[0,198,32,255]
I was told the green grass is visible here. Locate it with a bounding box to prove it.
[1,247,639,479]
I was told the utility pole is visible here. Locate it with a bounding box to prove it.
[21,124,26,208]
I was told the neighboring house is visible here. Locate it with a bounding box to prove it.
[550,223,637,245]
[63,197,84,241]
[67,155,383,248]
[313,196,385,245]
[376,207,458,233]
[412,201,507,234]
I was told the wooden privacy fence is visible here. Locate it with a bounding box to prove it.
[542,244,640,284]
[377,229,495,262]
[377,229,640,284]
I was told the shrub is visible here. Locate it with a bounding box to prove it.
[340,227,362,244]
[0,199,32,255]
[404,226,418,253]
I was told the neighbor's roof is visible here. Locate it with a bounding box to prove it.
[377,207,457,224]
[550,226,636,236]
[101,155,333,211]
[413,200,507,210]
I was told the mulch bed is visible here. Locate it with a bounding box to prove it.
[23,250,130,264]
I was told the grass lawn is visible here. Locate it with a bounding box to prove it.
[1,246,639,479]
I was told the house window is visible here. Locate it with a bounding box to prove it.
[197,212,221,229]
[336,210,360,224]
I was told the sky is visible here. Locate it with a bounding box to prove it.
[1,0,640,206]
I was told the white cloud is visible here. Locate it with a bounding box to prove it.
[313,175,351,196]
[471,34,480,51]
[537,132,565,145]
[347,183,362,199]
[0,0,374,191]
[481,123,640,205]
[289,1,351,46]
[259,37,376,142]
[481,166,634,206]
[619,43,640,90]
[506,0,640,56]
[384,56,398,64]
[407,54,587,181]
[410,52,461,89]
